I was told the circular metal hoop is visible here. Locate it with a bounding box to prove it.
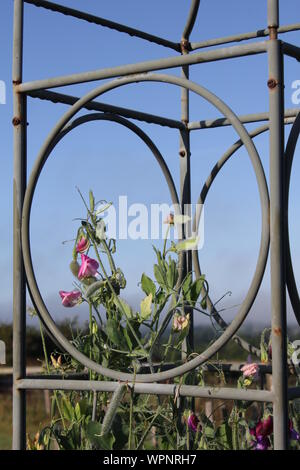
[192,123,270,356]
[22,73,269,382]
[285,111,300,327]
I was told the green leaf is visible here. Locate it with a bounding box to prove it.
[166,258,178,289]
[111,414,128,450]
[95,201,112,216]
[74,402,81,421]
[106,318,127,349]
[141,273,156,297]
[129,348,147,358]
[114,298,133,320]
[86,422,115,450]
[123,326,133,351]
[52,428,75,450]
[182,272,193,300]
[215,423,232,450]
[260,328,271,363]
[152,246,163,264]
[89,190,95,212]
[78,399,90,418]
[140,293,153,321]
[204,426,215,439]
[61,396,75,422]
[154,264,167,289]
[190,277,205,304]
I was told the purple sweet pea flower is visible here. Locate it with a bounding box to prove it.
[289,420,300,441]
[187,413,201,433]
[254,435,271,451]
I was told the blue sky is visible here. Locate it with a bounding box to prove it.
[0,0,300,329]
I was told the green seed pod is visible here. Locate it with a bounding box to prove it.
[69,260,79,277]
[86,280,105,298]
[101,384,126,436]
[91,321,98,335]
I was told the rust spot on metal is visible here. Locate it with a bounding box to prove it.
[273,327,282,337]
[267,78,278,89]
[12,80,21,86]
[12,117,21,126]
[180,38,190,54]
[268,26,278,40]
[179,149,186,158]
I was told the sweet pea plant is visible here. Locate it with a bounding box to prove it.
[28,191,300,451]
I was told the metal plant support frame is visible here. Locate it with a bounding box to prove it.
[12,0,300,450]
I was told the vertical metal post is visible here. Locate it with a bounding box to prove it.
[12,0,27,450]
[267,0,288,450]
[180,43,194,354]
[176,37,194,440]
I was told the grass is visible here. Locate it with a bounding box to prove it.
[0,391,49,450]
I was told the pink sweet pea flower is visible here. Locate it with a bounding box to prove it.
[172,313,190,332]
[59,290,82,307]
[76,236,89,253]
[241,362,259,379]
[78,253,99,279]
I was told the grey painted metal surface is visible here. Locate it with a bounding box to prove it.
[12,0,300,450]
[190,23,300,51]
[267,32,288,448]
[16,379,274,403]
[188,108,299,130]
[17,41,268,93]
[12,0,26,451]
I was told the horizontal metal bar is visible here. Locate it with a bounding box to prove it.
[282,41,300,62]
[288,387,300,401]
[17,41,268,93]
[27,89,185,130]
[24,0,180,51]
[188,108,299,130]
[190,23,300,51]
[16,378,274,402]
